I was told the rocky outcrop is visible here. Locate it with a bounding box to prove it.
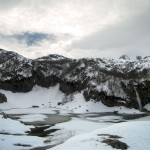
[0,92,7,103]
[102,139,129,149]
[0,49,150,111]
[83,90,131,108]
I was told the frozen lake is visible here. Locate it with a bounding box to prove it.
[0,107,150,150]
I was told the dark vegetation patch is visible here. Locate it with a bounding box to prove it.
[32,105,39,108]
[0,132,24,136]
[26,125,59,137]
[14,143,32,147]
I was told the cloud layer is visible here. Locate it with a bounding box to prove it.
[70,5,150,58]
[0,0,150,59]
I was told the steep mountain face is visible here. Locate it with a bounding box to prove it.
[0,49,33,92]
[0,49,150,111]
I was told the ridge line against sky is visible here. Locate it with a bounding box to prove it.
[0,0,150,59]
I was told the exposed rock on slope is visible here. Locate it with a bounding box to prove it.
[0,49,150,111]
[0,92,7,103]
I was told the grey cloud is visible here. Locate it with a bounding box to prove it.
[13,32,56,46]
[0,32,54,46]
[71,8,150,52]
[0,0,22,10]
[0,32,72,47]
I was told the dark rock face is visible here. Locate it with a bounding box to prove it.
[0,49,150,111]
[83,89,131,108]
[0,92,7,103]
[102,139,129,149]
[0,77,34,92]
[120,80,150,110]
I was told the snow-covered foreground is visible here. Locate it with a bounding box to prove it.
[0,112,150,150]
[0,115,49,150]
[50,121,150,150]
[0,85,150,150]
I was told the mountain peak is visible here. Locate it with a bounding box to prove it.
[119,54,130,60]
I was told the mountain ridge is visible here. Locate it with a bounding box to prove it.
[0,49,150,111]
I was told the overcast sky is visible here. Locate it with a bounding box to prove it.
[0,0,150,59]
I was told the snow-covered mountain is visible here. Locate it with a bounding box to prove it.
[0,49,150,111]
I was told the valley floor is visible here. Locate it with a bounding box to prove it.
[0,85,150,150]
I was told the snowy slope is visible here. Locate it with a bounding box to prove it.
[0,85,140,114]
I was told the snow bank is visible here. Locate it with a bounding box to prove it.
[0,115,32,134]
[0,134,48,150]
[0,85,64,110]
[50,120,150,150]
[0,114,49,149]
[144,103,150,111]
